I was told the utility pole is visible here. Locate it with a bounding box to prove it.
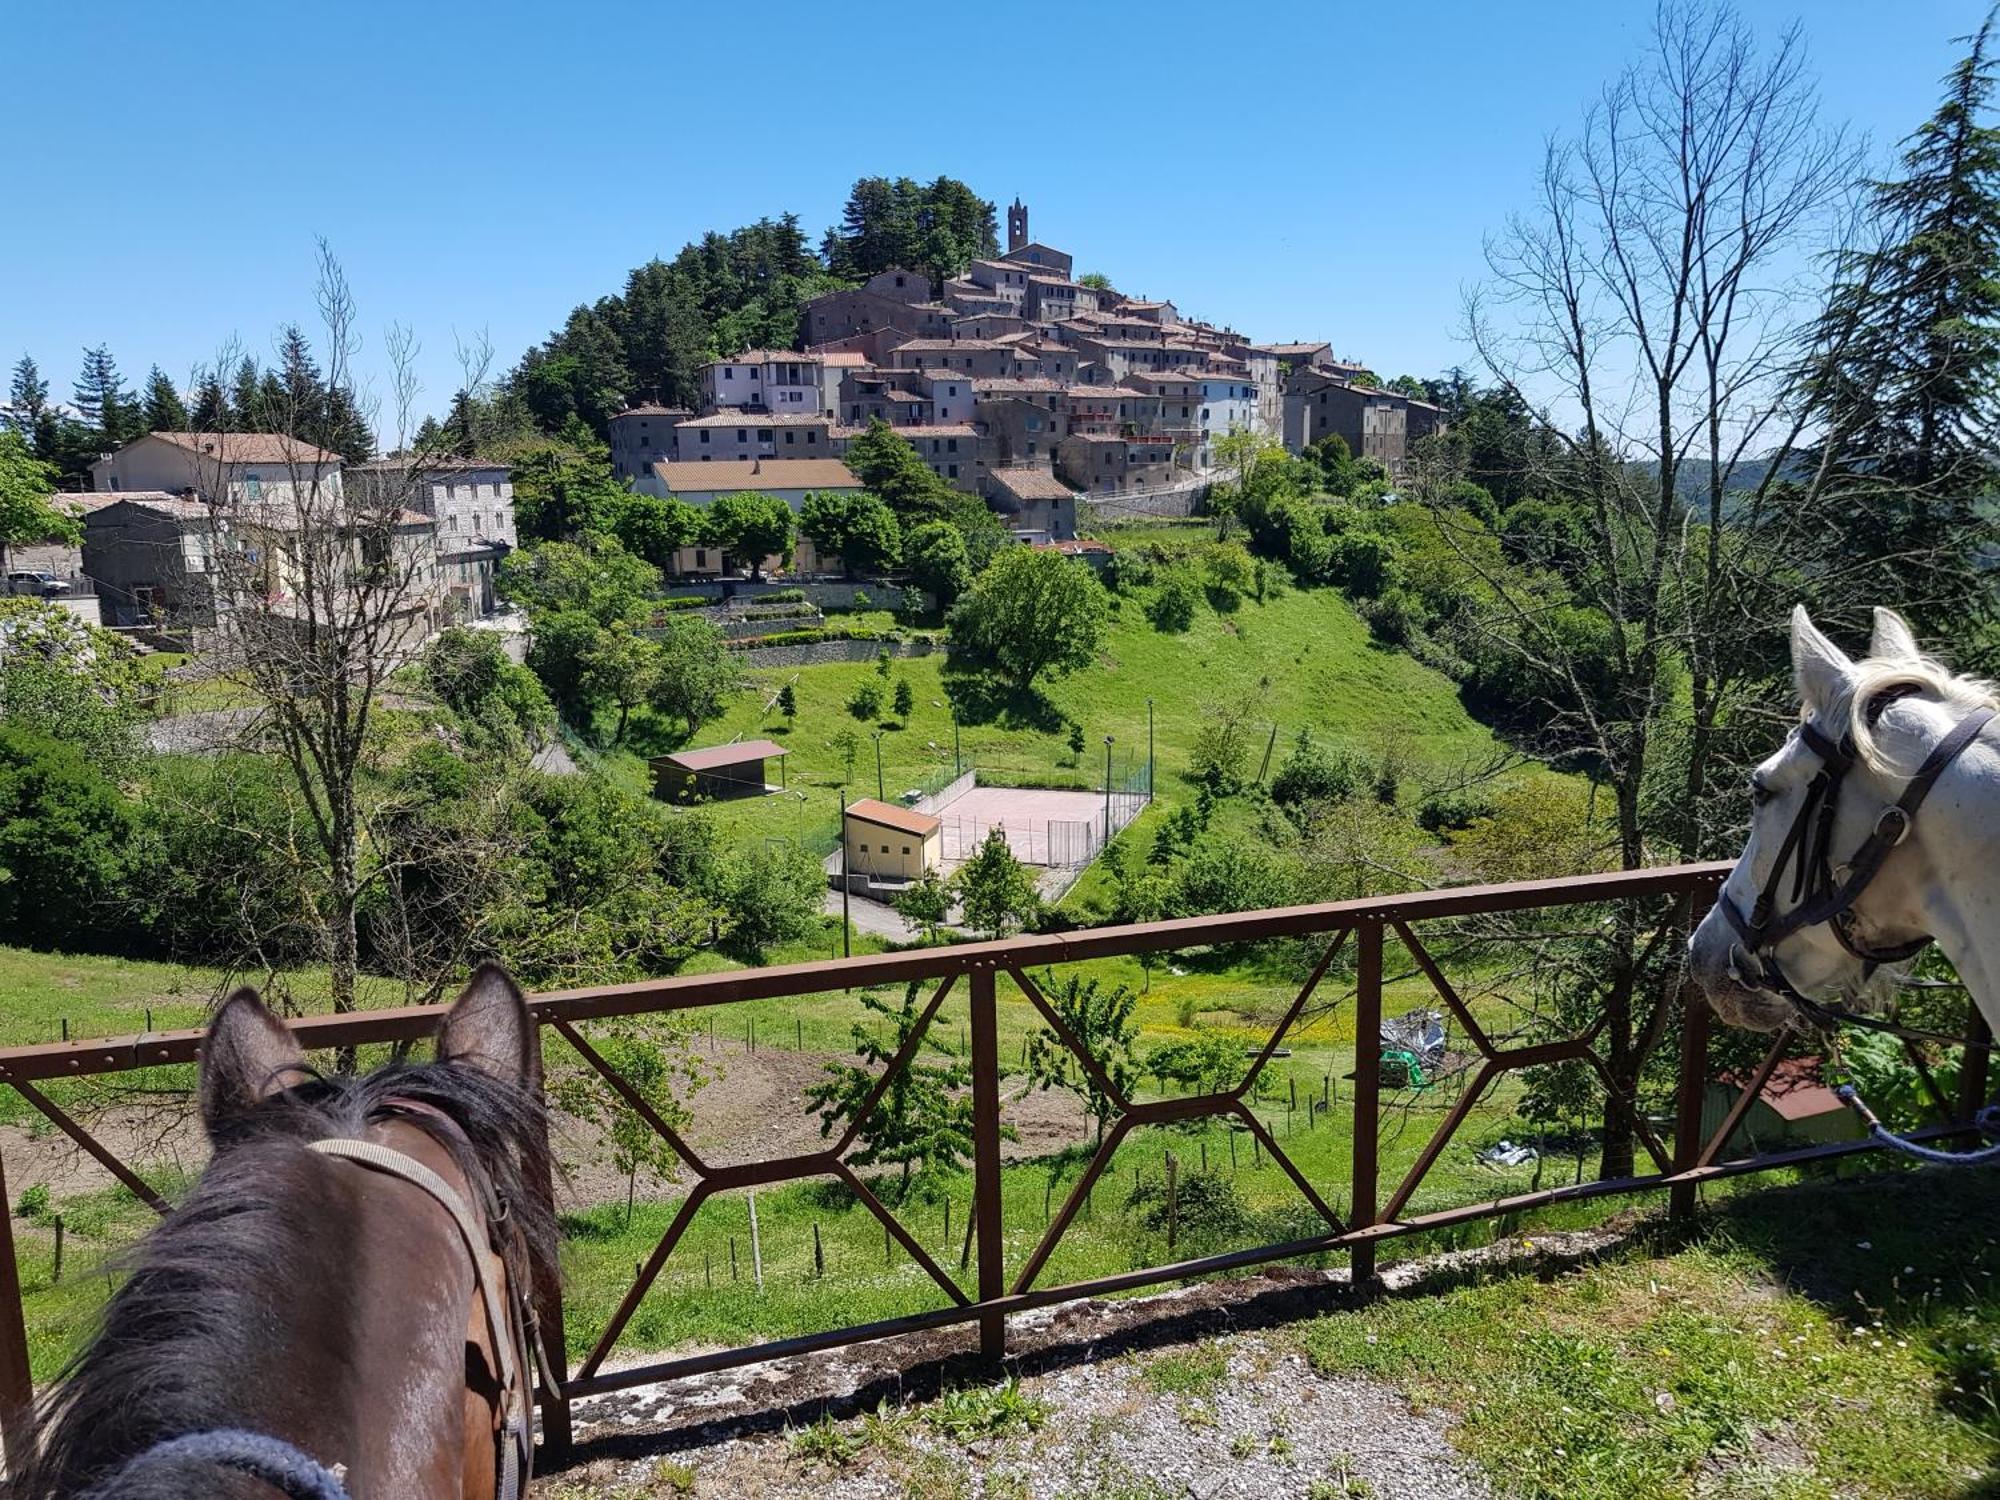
[839,792,851,959]
[1103,735,1114,840]
[873,731,886,801]
[1146,697,1155,799]
[953,712,961,776]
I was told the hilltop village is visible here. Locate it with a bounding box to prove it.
[605,199,1441,544]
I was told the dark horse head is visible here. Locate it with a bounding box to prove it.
[18,965,556,1500]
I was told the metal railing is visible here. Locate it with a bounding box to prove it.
[2,860,1992,1464]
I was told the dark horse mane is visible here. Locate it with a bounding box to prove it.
[16,1057,556,1500]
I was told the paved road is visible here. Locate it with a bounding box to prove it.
[822,889,917,941]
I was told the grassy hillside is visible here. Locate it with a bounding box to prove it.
[628,576,1512,863]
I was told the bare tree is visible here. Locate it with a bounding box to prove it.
[181,244,490,1018]
[1439,1,1866,1175]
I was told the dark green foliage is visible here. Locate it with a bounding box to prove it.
[776,682,798,721]
[498,535,658,625]
[140,366,187,431]
[421,627,553,750]
[847,679,884,720]
[607,491,706,570]
[947,546,1108,689]
[1417,786,1500,833]
[821,176,998,288]
[950,827,1040,937]
[1145,1029,1242,1095]
[906,519,973,606]
[1270,728,1363,813]
[892,678,915,720]
[842,419,957,524]
[714,840,825,958]
[0,727,133,951]
[704,491,795,579]
[1147,567,1201,632]
[508,427,629,544]
[1127,1169,1251,1242]
[647,615,739,738]
[800,489,901,576]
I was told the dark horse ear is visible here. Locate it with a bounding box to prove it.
[438,964,540,1092]
[201,989,311,1139]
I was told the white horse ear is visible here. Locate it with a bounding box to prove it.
[1791,604,1854,713]
[1868,607,1922,662]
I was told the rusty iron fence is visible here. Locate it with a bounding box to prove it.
[0,859,1992,1465]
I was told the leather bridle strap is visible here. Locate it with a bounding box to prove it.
[307,1137,532,1500]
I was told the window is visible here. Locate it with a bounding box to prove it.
[694,549,708,567]
[902,846,911,855]
[758,430,772,441]
[807,432,818,445]
[736,430,747,442]
[948,464,958,478]
[785,431,795,445]
[723,367,734,379]
[700,430,711,444]
[947,438,958,452]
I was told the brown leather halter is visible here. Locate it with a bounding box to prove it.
[1720,692,1997,1041]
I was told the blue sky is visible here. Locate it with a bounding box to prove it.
[2,0,1986,431]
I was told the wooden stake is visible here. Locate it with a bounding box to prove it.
[748,1192,764,1292]
[1166,1153,1179,1254]
[704,1249,712,1289]
[51,1217,63,1286]
[958,1202,974,1272]
[813,1222,824,1279]
[729,1235,738,1281]
[797,1017,803,1051]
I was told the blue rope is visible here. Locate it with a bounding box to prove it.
[80,1428,349,1500]
[1834,1084,2000,1166]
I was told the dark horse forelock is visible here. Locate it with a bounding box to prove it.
[16,1058,555,1500]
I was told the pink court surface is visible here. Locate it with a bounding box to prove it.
[930,784,1111,868]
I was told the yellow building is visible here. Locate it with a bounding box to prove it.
[843,799,943,882]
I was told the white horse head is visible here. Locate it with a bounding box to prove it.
[1689,605,2000,1033]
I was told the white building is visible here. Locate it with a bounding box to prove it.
[1190,373,1259,469]
[346,457,516,616]
[90,431,344,510]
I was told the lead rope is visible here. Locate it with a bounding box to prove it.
[1833,1084,2000,1166]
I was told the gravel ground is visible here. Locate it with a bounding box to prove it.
[560,1333,1487,1498]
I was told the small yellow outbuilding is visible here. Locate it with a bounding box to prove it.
[842,798,943,881]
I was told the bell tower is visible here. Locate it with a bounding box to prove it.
[1007,197,1028,253]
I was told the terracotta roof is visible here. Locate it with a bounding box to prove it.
[1064,386,1148,401]
[651,459,861,493]
[845,798,942,837]
[612,403,692,418]
[819,352,871,367]
[714,350,828,366]
[989,467,1077,502]
[1255,342,1332,358]
[661,738,788,773]
[887,424,978,438]
[347,456,512,473]
[86,494,432,527]
[137,431,344,465]
[673,411,834,428]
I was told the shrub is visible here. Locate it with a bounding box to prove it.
[1270,729,1365,811]
[0,726,136,952]
[1147,567,1202,632]
[848,680,884,720]
[1417,787,1499,833]
[655,595,713,612]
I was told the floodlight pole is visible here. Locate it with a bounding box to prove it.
[1103,735,1114,840]
[839,792,851,959]
[953,712,961,776]
[873,731,886,801]
[1146,697,1154,799]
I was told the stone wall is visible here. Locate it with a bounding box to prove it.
[730,635,943,669]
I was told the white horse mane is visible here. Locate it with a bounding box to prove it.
[1820,652,2000,777]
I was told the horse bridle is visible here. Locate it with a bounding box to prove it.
[1720,692,1997,1042]
[80,1098,555,1500]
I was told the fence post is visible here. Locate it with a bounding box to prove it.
[0,1145,31,1472]
[1671,888,1717,1223]
[1961,1009,1993,1124]
[1349,919,1383,1292]
[525,1054,573,1464]
[1670,983,1712,1223]
[969,963,1006,1361]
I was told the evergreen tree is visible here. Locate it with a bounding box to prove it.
[231,357,265,431]
[141,366,188,431]
[842,418,956,523]
[72,345,139,444]
[7,356,48,436]
[319,384,373,462]
[188,374,229,431]
[1807,14,2000,636]
[276,325,326,427]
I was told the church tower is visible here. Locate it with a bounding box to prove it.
[1007,197,1028,253]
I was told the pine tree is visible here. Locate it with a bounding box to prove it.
[72,345,138,444]
[7,356,48,435]
[319,384,374,462]
[189,374,230,431]
[231,357,265,431]
[1808,14,2000,636]
[142,366,188,431]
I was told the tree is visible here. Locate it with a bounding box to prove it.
[951,828,1040,938]
[947,546,1108,690]
[904,520,973,606]
[822,176,997,284]
[848,679,883,720]
[842,420,956,523]
[525,609,604,723]
[647,615,738,738]
[607,490,705,570]
[704,491,794,579]
[505,426,627,543]
[548,1021,702,1224]
[141,366,188,431]
[891,872,952,943]
[0,726,133,952]
[800,489,901,576]
[1077,272,1114,291]
[892,678,915,721]
[498,535,658,624]
[1024,972,1138,1145]
[1803,13,2000,640]
[420,626,552,751]
[831,726,862,785]
[6,357,50,450]
[1147,567,1201,632]
[0,430,75,574]
[71,344,138,445]
[0,598,143,770]
[581,624,659,744]
[1456,1,1859,1175]
[715,841,824,957]
[776,681,798,724]
[805,983,981,1192]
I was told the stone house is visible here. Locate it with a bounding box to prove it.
[985,467,1078,542]
[672,411,842,464]
[345,457,515,617]
[803,269,953,344]
[1055,433,1178,496]
[974,396,1067,472]
[608,404,691,482]
[1282,372,1443,476]
[90,431,344,510]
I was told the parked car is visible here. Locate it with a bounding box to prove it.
[4,571,71,597]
